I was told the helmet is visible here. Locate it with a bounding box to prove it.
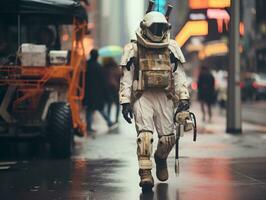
[140,11,171,42]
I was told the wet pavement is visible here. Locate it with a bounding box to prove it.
[1,103,266,200]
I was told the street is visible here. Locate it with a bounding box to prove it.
[242,101,266,126]
[0,103,266,200]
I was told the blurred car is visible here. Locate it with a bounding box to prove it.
[252,73,266,100]
[241,72,266,101]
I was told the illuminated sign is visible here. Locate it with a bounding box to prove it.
[207,9,230,32]
[175,0,242,49]
[208,0,231,8]
[189,0,208,9]
[189,0,230,9]
[189,13,206,20]
[198,41,243,59]
[175,20,208,47]
[207,9,230,19]
[198,42,228,59]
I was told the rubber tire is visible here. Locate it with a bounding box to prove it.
[47,102,73,158]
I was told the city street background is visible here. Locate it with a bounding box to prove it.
[1,0,266,200]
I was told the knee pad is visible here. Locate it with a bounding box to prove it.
[137,131,153,169]
[156,134,176,159]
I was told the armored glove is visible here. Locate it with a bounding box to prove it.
[122,103,133,124]
[177,99,190,112]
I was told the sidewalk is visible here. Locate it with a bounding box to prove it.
[180,102,266,159]
[83,102,266,160]
[191,102,266,135]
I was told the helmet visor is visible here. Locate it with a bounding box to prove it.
[148,23,168,37]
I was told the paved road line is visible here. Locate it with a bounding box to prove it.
[235,170,266,186]
[0,161,17,166]
[0,166,10,170]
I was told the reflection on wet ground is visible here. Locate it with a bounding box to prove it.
[0,122,266,200]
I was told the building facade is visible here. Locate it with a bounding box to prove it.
[90,0,146,48]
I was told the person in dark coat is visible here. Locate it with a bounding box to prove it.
[102,57,122,123]
[197,65,216,122]
[83,49,113,133]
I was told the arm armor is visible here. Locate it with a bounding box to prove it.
[120,42,137,71]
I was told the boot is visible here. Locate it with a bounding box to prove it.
[154,153,168,181]
[139,169,154,191]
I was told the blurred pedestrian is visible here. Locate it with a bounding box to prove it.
[197,65,216,122]
[102,57,121,124]
[216,71,227,113]
[83,49,114,134]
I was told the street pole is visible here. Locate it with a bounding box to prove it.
[226,0,242,134]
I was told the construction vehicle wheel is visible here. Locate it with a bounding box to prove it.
[47,102,74,158]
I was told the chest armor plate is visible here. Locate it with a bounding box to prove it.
[136,45,172,91]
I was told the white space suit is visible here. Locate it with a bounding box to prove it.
[119,3,190,191]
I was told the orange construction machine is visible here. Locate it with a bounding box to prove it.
[0,0,88,157]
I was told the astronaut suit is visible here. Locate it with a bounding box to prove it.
[119,2,190,191]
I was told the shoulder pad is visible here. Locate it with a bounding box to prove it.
[168,39,186,63]
[120,42,137,66]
